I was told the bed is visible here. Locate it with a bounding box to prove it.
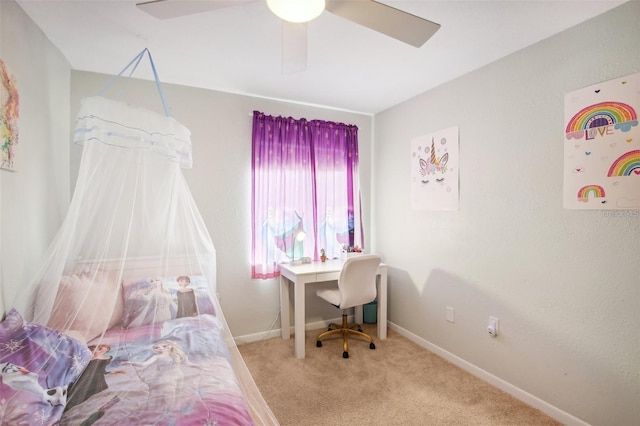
[1,92,278,425]
[1,263,278,426]
[61,314,254,425]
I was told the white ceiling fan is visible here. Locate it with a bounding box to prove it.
[136,0,441,73]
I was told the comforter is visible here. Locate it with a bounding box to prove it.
[60,314,254,425]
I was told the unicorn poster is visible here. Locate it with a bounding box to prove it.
[563,72,640,210]
[410,126,459,211]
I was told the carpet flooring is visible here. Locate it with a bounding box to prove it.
[238,324,562,425]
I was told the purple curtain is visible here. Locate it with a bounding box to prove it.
[251,111,363,279]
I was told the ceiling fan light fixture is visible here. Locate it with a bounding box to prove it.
[267,0,325,23]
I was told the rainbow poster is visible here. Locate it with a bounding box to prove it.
[564,73,640,210]
[410,126,459,211]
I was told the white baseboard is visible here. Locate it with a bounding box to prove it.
[387,322,590,426]
[234,328,282,345]
[234,317,345,346]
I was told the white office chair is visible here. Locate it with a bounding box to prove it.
[315,254,382,358]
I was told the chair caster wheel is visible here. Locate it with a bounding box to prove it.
[370,343,376,350]
[343,351,349,359]
[357,327,363,332]
[316,341,322,348]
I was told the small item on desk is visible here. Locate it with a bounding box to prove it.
[301,257,312,264]
[320,248,327,262]
[341,245,363,260]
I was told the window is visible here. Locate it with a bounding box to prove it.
[251,111,364,279]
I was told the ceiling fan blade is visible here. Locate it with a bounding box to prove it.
[281,21,308,74]
[325,0,440,47]
[136,0,255,20]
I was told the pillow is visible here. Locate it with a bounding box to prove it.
[121,275,215,328]
[0,309,92,425]
[63,329,88,347]
[47,269,124,342]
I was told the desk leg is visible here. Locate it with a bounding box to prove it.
[354,306,363,324]
[294,280,306,358]
[280,275,290,340]
[378,267,388,340]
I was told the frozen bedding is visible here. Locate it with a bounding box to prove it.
[60,314,254,425]
[2,274,257,425]
[0,309,92,425]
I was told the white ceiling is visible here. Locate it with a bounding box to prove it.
[17,0,627,114]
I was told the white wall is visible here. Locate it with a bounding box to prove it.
[374,2,639,425]
[69,70,373,337]
[0,1,70,315]
[5,0,638,424]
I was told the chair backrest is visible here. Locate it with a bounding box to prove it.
[337,254,382,309]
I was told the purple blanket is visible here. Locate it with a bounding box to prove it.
[60,314,254,425]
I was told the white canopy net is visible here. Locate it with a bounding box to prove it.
[8,84,277,423]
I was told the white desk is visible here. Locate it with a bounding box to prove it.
[279,259,388,359]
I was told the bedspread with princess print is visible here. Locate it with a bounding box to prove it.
[60,314,254,426]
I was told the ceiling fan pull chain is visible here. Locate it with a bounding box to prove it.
[97,48,171,117]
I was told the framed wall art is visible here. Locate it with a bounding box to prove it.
[1,59,19,172]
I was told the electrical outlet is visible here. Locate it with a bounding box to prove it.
[446,306,455,323]
[488,316,499,337]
